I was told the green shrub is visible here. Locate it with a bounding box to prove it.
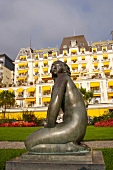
[92,111,113,124]
[22,110,44,126]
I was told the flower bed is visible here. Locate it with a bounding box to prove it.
[94,119,113,127]
[0,121,38,127]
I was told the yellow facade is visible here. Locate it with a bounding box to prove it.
[87,108,109,117]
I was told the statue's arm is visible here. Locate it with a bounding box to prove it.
[46,74,67,128]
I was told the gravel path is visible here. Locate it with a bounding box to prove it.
[0,141,113,149]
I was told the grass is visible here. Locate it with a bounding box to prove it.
[0,126,113,141]
[0,149,26,170]
[0,148,113,170]
[0,126,113,170]
[0,126,42,141]
[101,148,113,170]
[84,126,113,141]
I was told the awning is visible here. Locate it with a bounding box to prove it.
[42,86,51,91]
[18,62,28,66]
[103,62,109,65]
[92,48,96,51]
[71,72,79,75]
[52,52,56,56]
[43,53,47,57]
[90,82,100,87]
[17,77,27,80]
[75,83,79,88]
[34,68,39,72]
[104,70,110,73]
[25,98,36,102]
[82,63,86,67]
[82,56,85,60]
[0,89,3,93]
[71,57,77,60]
[35,55,38,58]
[43,60,48,64]
[81,48,85,52]
[93,63,98,67]
[103,54,108,58]
[20,56,26,59]
[42,75,52,79]
[43,68,48,72]
[71,50,76,53]
[64,58,67,62]
[16,88,24,93]
[18,70,28,74]
[93,55,97,59]
[108,81,113,86]
[27,87,36,92]
[103,46,107,50]
[71,64,78,68]
[34,76,38,80]
[42,97,51,102]
[108,93,113,97]
[63,50,67,54]
[34,62,38,65]
[52,59,57,62]
[93,94,101,97]
[8,88,14,93]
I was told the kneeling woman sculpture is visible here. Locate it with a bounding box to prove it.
[25,60,90,153]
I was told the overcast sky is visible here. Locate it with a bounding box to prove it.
[0,0,113,60]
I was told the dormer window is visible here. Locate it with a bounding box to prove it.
[63,45,67,49]
[70,40,77,47]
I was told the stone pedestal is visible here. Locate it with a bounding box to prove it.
[6,150,105,170]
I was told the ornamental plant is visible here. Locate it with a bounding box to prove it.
[0,121,37,127]
[94,119,113,127]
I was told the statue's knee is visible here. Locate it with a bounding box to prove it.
[24,138,32,150]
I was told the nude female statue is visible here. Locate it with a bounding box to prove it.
[25,60,90,153]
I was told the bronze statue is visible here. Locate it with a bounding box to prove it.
[25,60,90,153]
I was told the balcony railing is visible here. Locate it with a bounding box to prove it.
[108,88,113,92]
[93,89,101,93]
[27,94,36,98]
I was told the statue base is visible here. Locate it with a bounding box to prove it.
[6,150,105,170]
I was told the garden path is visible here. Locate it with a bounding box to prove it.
[0,141,113,149]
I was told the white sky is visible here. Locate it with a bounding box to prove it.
[0,0,113,60]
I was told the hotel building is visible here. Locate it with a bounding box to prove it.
[1,35,113,119]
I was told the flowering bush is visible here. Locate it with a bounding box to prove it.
[0,121,38,127]
[94,119,113,127]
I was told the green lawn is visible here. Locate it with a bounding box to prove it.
[0,149,26,170]
[0,126,41,141]
[0,148,113,170]
[84,126,113,141]
[0,126,113,141]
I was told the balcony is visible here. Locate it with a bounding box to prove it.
[80,68,87,73]
[93,89,101,93]
[108,88,113,92]
[18,74,28,77]
[27,93,36,98]
[18,66,28,70]
[42,97,50,106]
[16,94,24,98]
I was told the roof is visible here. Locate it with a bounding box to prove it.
[0,54,14,62]
[59,35,89,53]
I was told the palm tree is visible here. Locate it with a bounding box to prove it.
[79,87,93,109]
[0,90,15,118]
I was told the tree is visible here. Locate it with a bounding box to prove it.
[0,90,15,118]
[79,87,93,109]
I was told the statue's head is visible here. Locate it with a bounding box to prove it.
[50,60,71,78]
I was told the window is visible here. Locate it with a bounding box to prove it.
[39,86,41,93]
[39,98,41,105]
[63,45,67,49]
